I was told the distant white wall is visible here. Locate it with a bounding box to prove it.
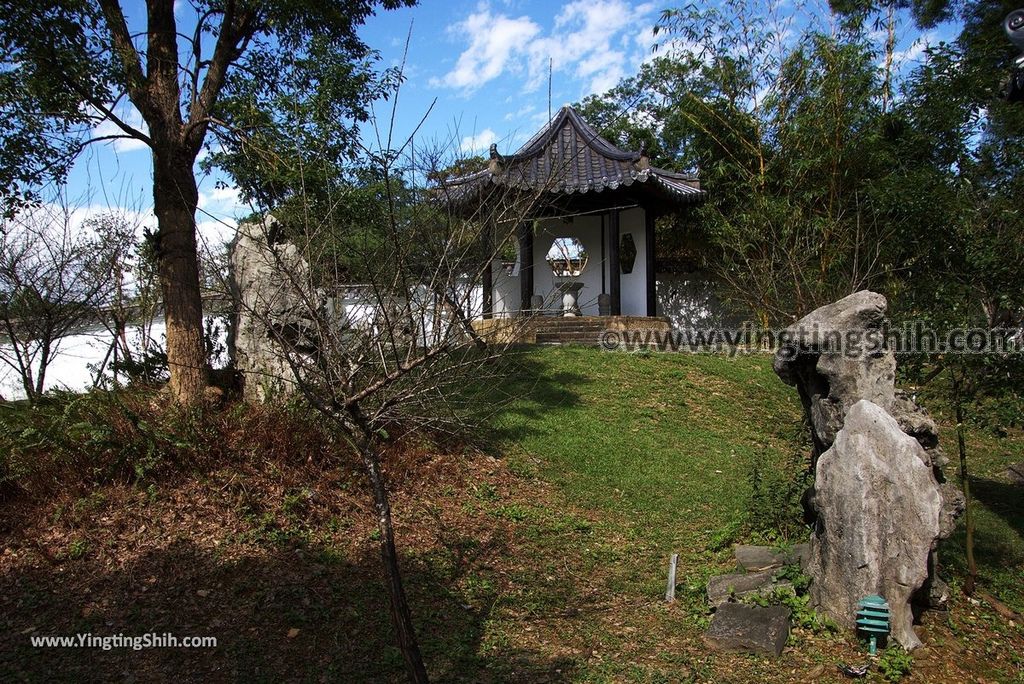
[0,317,230,401]
[656,271,729,329]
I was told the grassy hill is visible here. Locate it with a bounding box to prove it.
[1,347,1022,682]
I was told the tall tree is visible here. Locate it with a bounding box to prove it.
[0,0,414,403]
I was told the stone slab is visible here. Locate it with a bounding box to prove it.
[704,603,791,656]
[707,569,791,606]
[733,543,811,572]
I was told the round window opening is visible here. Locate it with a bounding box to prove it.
[546,237,588,278]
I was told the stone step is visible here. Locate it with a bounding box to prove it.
[532,322,607,330]
[734,544,810,572]
[535,333,603,346]
[534,329,605,337]
[706,569,793,607]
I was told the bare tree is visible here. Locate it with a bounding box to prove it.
[227,132,551,680]
[0,201,132,401]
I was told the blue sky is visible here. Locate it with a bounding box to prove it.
[63,0,954,249]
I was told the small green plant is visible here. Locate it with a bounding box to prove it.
[66,538,89,560]
[707,519,742,551]
[877,646,912,682]
[473,482,498,500]
[282,487,313,516]
[741,567,837,635]
[491,503,530,522]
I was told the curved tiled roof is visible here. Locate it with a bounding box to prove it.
[443,106,704,208]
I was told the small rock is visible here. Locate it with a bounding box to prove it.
[790,543,810,570]
[1004,461,1024,486]
[287,627,300,638]
[704,603,791,656]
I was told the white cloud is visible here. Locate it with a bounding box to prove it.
[891,31,937,67]
[460,128,498,154]
[430,7,541,91]
[91,118,149,153]
[435,0,658,98]
[90,102,150,153]
[504,103,536,121]
[198,185,243,211]
[195,183,246,247]
[196,218,237,250]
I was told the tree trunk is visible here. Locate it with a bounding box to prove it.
[951,368,977,595]
[152,147,208,403]
[360,439,430,683]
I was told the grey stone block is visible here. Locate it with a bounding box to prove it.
[734,545,788,571]
[704,603,791,656]
[707,569,791,606]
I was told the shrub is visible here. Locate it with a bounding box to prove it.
[877,646,913,682]
[0,387,342,499]
[745,427,813,542]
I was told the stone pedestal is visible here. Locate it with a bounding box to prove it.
[555,281,583,316]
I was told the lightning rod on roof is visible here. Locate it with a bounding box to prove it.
[548,57,553,123]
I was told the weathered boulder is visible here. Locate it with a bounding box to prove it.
[772,291,963,637]
[808,400,941,650]
[774,290,895,457]
[229,221,317,402]
[1005,461,1024,486]
[704,603,791,656]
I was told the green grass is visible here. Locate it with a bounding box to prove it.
[485,346,812,653]
[495,347,805,543]
[5,347,1021,682]
[481,346,1024,680]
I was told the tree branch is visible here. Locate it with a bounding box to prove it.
[96,0,151,114]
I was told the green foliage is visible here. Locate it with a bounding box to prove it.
[65,538,89,561]
[0,388,338,498]
[0,0,417,213]
[745,434,812,542]
[743,573,838,634]
[877,645,913,682]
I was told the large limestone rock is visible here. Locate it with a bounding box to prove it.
[774,291,895,457]
[809,400,941,650]
[772,291,964,644]
[229,221,317,402]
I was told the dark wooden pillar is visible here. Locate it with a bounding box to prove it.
[645,209,657,317]
[518,221,534,314]
[608,210,621,316]
[481,223,493,319]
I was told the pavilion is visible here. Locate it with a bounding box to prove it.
[443,105,705,321]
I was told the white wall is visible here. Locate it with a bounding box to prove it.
[535,214,607,315]
[617,207,647,317]
[0,317,230,401]
[489,209,652,317]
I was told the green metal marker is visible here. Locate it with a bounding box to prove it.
[856,594,890,655]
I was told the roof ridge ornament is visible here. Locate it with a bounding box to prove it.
[487,143,503,174]
[637,141,651,170]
